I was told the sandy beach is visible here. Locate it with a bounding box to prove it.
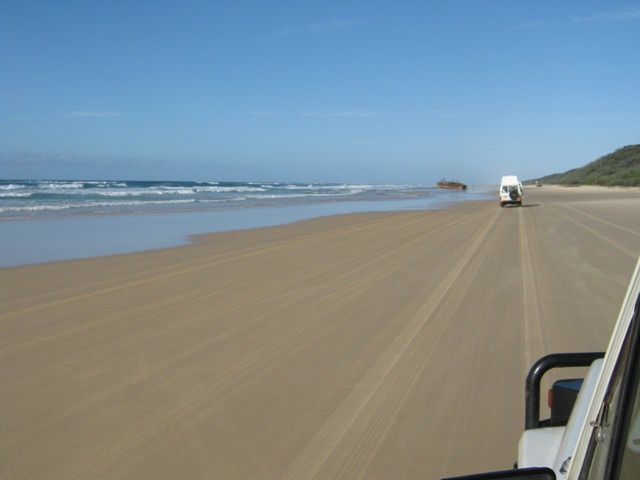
[2,185,640,479]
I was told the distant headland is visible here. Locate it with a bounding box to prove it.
[530,144,640,186]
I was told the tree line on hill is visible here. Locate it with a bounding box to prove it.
[532,144,640,186]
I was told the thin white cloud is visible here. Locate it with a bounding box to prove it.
[250,111,282,116]
[250,109,381,118]
[572,9,640,23]
[513,8,640,30]
[64,110,119,119]
[300,110,381,118]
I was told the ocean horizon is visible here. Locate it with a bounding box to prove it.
[0,179,493,267]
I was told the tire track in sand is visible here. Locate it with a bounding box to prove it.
[518,207,547,374]
[545,203,639,260]
[281,208,501,480]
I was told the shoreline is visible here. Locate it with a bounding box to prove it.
[2,184,638,269]
[0,190,492,268]
[4,183,636,269]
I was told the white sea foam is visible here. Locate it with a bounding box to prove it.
[0,179,491,221]
[0,183,25,191]
[0,192,31,198]
[0,198,198,214]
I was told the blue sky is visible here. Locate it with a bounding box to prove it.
[1,1,639,184]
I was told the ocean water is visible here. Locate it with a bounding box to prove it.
[0,179,492,267]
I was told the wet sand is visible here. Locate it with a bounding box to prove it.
[2,186,640,479]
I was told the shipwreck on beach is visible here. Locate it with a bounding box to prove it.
[437,180,467,190]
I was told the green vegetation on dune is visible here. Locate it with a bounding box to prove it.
[533,144,640,186]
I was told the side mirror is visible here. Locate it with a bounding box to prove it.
[443,466,555,480]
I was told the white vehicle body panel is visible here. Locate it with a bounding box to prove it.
[519,427,565,469]
[518,359,604,476]
[499,175,524,206]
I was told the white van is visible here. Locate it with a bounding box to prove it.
[499,175,523,207]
